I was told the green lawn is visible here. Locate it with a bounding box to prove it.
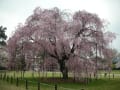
[0,70,120,90]
[0,80,25,90]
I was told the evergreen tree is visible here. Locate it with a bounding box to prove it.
[0,26,7,45]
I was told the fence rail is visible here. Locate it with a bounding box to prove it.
[1,70,120,90]
[0,72,86,90]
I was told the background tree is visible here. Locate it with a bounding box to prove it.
[0,26,7,45]
[0,25,7,70]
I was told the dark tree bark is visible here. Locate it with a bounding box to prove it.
[58,60,68,79]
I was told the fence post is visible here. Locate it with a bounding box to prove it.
[3,72,6,80]
[2,74,3,80]
[5,76,8,82]
[109,73,110,80]
[11,76,13,84]
[16,78,19,87]
[26,80,28,90]
[6,76,9,82]
[14,72,15,79]
[0,74,2,79]
[38,81,40,90]
[113,74,114,79]
[89,74,92,82]
[7,76,9,82]
[55,84,57,90]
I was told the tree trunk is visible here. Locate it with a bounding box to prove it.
[38,71,40,79]
[23,70,25,79]
[58,60,68,79]
[62,68,68,79]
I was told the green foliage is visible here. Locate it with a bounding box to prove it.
[0,25,8,67]
[0,26,7,46]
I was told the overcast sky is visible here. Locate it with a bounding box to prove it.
[0,0,120,50]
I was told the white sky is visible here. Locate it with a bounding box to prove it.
[0,0,120,50]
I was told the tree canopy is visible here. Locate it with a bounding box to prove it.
[7,7,116,79]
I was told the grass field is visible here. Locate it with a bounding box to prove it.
[0,80,25,90]
[0,70,120,90]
